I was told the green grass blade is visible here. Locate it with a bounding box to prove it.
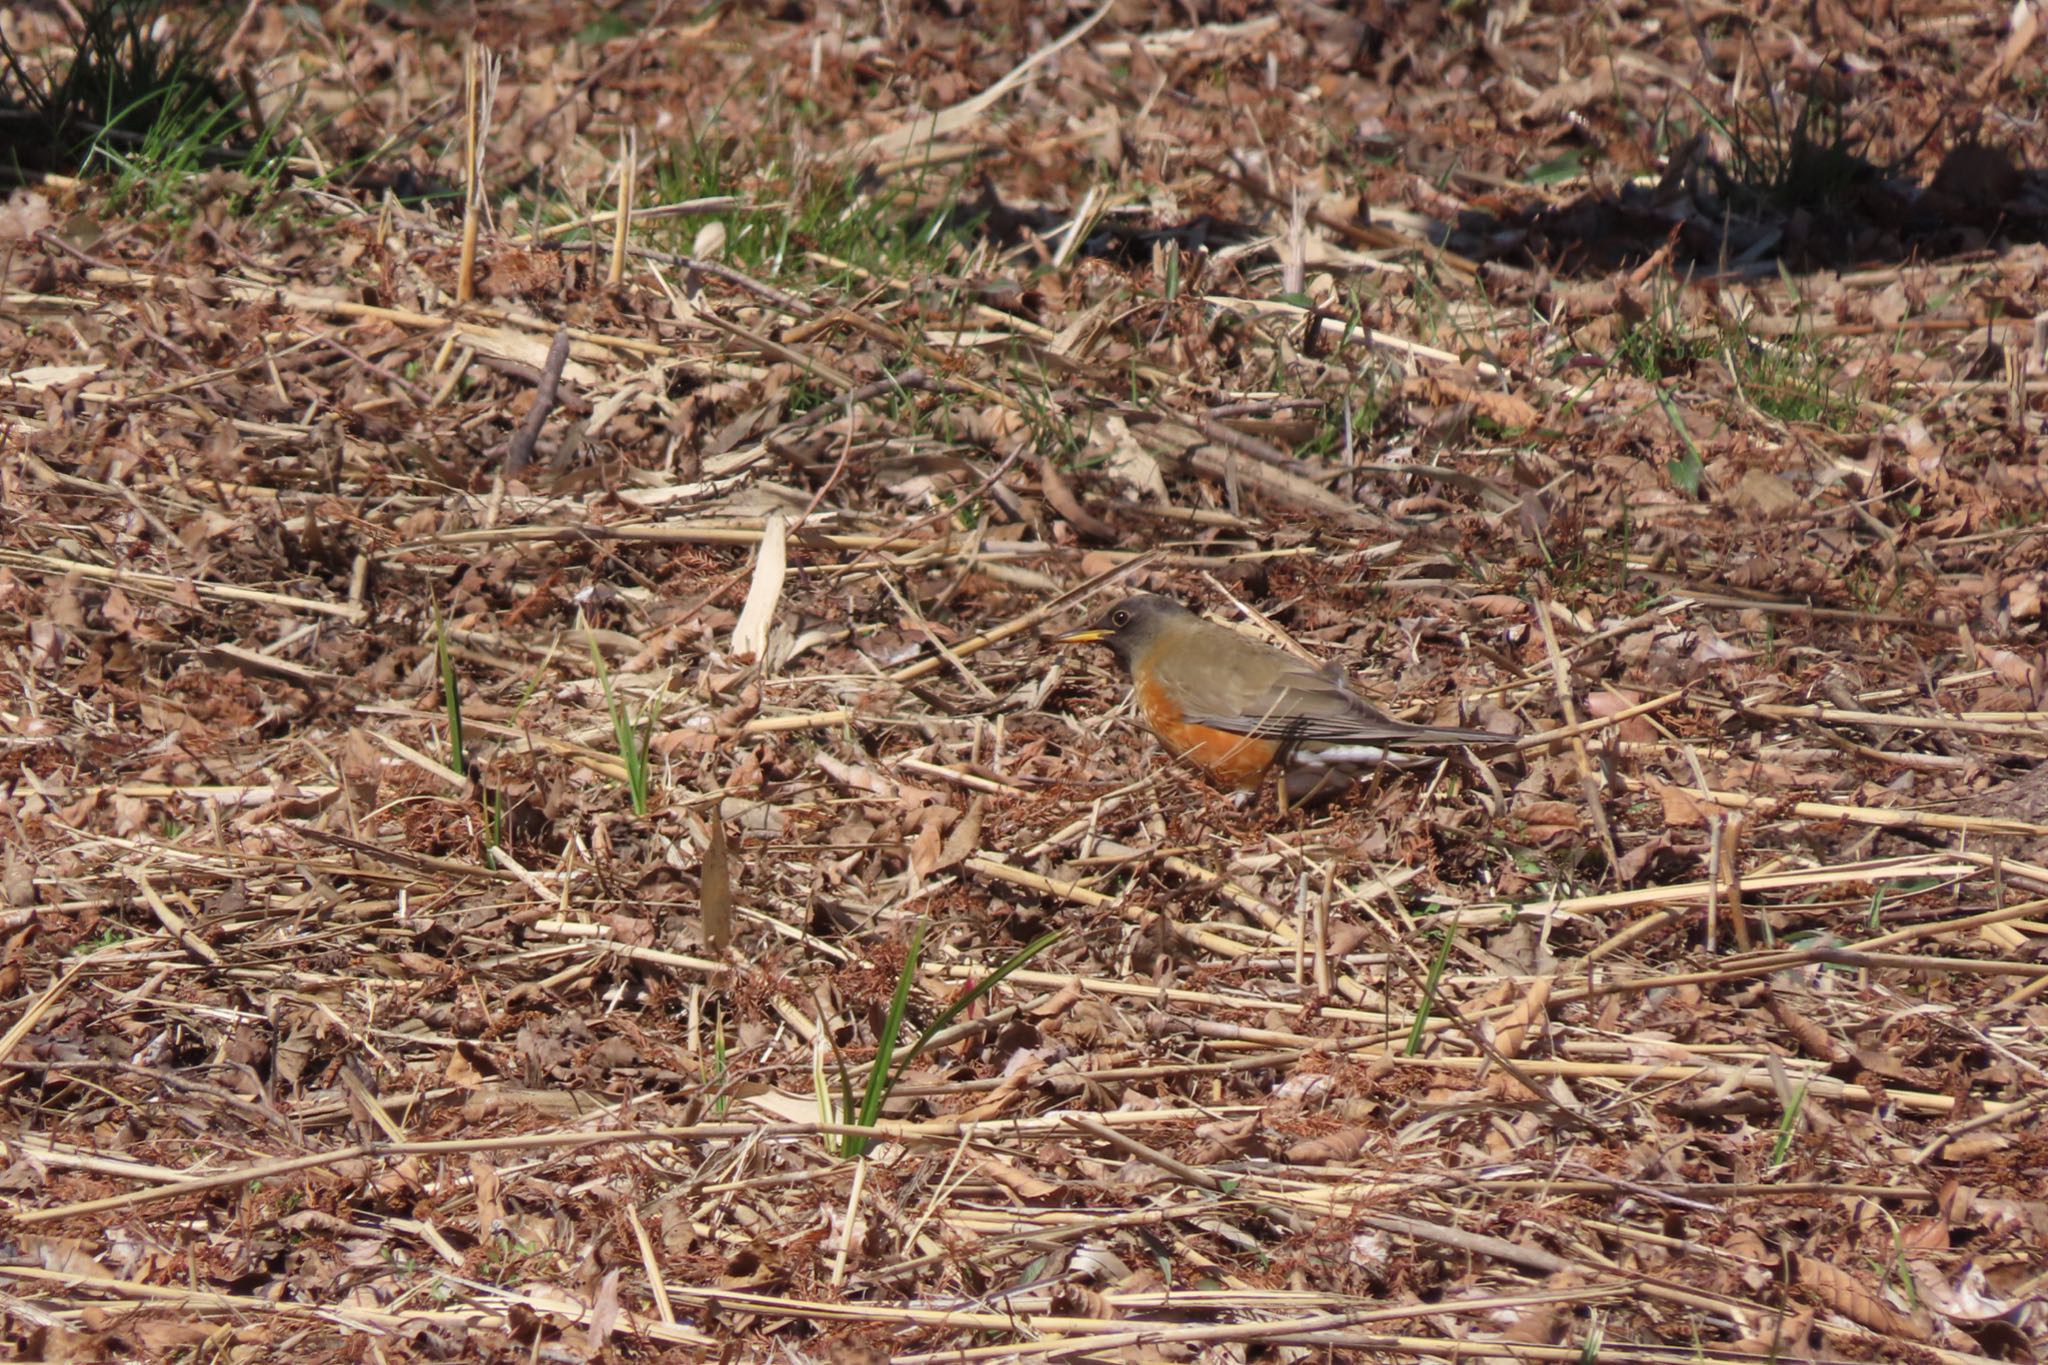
[435,609,464,778]
[889,929,1063,1083]
[854,923,926,1137]
[1404,923,1459,1057]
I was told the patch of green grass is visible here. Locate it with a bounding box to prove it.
[583,617,656,817]
[1716,94,1877,218]
[477,1232,556,1281]
[633,122,979,283]
[1404,267,1457,354]
[1607,275,1715,382]
[1,0,235,160]
[875,359,936,437]
[784,375,838,417]
[1292,383,1384,465]
[824,925,1062,1159]
[0,0,292,215]
[1010,370,1086,468]
[1654,385,1707,497]
[1534,498,1637,594]
[78,927,129,952]
[1615,318,1718,382]
[1611,294,1868,482]
[1666,80,1918,226]
[575,13,636,44]
[1727,330,1866,431]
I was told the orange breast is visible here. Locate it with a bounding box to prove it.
[1133,670,1281,789]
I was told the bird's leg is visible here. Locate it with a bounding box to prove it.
[1366,761,1390,809]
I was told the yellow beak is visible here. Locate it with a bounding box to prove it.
[1054,627,1111,645]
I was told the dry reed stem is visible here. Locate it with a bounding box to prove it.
[0,549,368,623]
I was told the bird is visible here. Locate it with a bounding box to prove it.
[1055,593,1503,804]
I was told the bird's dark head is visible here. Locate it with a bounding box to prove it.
[1053,593,1191,671]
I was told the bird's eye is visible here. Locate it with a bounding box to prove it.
[1111,610,1130,627]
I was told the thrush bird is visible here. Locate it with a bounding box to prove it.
[1056,593,1502,802]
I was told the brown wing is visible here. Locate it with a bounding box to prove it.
[1165,624,1494,746]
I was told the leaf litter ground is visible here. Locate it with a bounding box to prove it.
[0,0,2045,1361]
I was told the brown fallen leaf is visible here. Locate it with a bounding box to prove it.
[972,1152,1060,1200]
[1795,1252,1929,1340]
[1401,372,1541,430]
[1494,975,1552,1058]
[1652,778,1712,827]
[1286,1125,1369,1164]
[1765,989,1849,1065]
[704,818,737,957]
[1728,1305,1815,1358]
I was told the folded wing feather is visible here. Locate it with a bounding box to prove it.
[1175,652,1494,745]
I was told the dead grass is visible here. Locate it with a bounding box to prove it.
[1,0,2045,1361]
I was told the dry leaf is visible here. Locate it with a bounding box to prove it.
[701,814,733,952]
[1286,1125,1370,1164]
[0,189,53,241]
[1728,1306,1815,1358]
[907,808,945,881]
[972,1154,1059,1200]
[471,1154,505,1232]
[1401,373,1540,429]
[1494,976,1552,1057]
[1795,1253,1928,1340]
[1096,414,1168,500]
[586,1268,622,1354]
[1653,779,1712,827]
